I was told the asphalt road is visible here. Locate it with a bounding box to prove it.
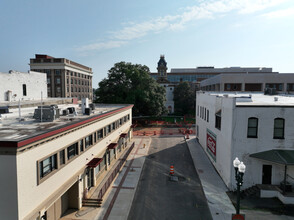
[128,136,212,220]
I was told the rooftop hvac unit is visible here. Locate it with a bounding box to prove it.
[62,109,69,115]
[34,105,60,122]
[85,108,91,115]
[89,103,95,110]
[67,107,75,114]
[264,88,277,95]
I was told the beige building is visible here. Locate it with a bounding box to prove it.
[150,55,274,113]
[30,54,93,100]
[200,73,294,93]
[0,101,133,220]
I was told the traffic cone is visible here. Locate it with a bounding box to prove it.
[170,165,174,175]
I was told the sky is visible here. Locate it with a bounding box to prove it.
[1,0,294,88]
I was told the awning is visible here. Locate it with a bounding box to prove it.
[120,133,127,138]
[250,149,294,193]
[250,149,294,165]
[87,158,103,168]
[107,143,118,149]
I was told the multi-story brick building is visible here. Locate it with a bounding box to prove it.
[30,54,93,100]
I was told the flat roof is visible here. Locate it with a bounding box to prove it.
[0,103,132,148]
[200,92,294,106]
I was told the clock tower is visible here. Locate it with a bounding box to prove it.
[157,55,169,83]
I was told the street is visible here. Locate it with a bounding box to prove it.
[128,136,212,220]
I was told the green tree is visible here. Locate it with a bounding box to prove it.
[95,62,166,116]
[173,82,195,115]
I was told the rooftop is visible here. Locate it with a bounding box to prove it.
[170,67,273,73]
[202,92,294,106]
[0,102,132,147]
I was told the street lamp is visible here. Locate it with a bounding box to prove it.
[233,157,246,215]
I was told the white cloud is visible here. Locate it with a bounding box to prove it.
[261,7,294,18]
[77,0,289,52]
[77,40,127,52]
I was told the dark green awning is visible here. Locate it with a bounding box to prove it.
[250,150,294,165]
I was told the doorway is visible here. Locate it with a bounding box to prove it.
[262,165,272,184]
[87,168,94,189]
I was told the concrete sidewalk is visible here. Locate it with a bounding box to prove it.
[61,136,151,220]
[186,135,294,220]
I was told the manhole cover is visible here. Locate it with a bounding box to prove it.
[169,176,179,182]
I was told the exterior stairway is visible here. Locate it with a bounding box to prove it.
[82,198,102,207]
[241,184,260,198]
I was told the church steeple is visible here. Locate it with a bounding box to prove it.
[157,55,168,82]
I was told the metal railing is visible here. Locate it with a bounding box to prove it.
[97,142,135,200]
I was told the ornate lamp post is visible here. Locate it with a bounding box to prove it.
[233,157,246,215]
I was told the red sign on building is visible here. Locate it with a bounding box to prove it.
[206,129,216,161]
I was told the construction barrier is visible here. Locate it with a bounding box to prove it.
[170,165,174,175]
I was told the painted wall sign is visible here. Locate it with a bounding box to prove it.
[207,129,217,161]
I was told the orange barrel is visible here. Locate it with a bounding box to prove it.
[170,165,174,175]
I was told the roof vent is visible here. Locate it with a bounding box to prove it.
[274,97,278,102]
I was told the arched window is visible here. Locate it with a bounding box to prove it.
[247,117,258,138]
[274,118,285,139]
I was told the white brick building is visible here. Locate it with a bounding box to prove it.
[0,70,47,102]
[196,92,294,203]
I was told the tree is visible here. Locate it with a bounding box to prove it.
[173,82,195,115]
[95,62,166,116]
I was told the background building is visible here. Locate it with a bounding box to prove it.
[0,70,47,102]
[30,54,93,101]
[200,73,294,93]
[0,101,133,220]
[150,55,274,113]
[196,92,294,203]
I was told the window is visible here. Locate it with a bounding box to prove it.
[60,150,65,165]
[47,78,51,84]
[215,110,221,130]
[85,135,93,148]
[247,117,258,138]
[23,84,27,96]
[94,132,97,143]
[197,106,199,116]
[56,87,61,93]
[80,139,84,152]
[204,108,206,121]
[207,110,209,122]
[39,154,57,178]
[97,129,103,140]
[107,124,111,133]
[127,114,130,120]
[55,70,61,75]
[112,122,115,130]
[67,143,78,160]
[120,119,122,125]
[56,78,61,84]
[274,118,285,139]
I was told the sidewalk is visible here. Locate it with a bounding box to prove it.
[186,136,294,220]
[61,136,151,220]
